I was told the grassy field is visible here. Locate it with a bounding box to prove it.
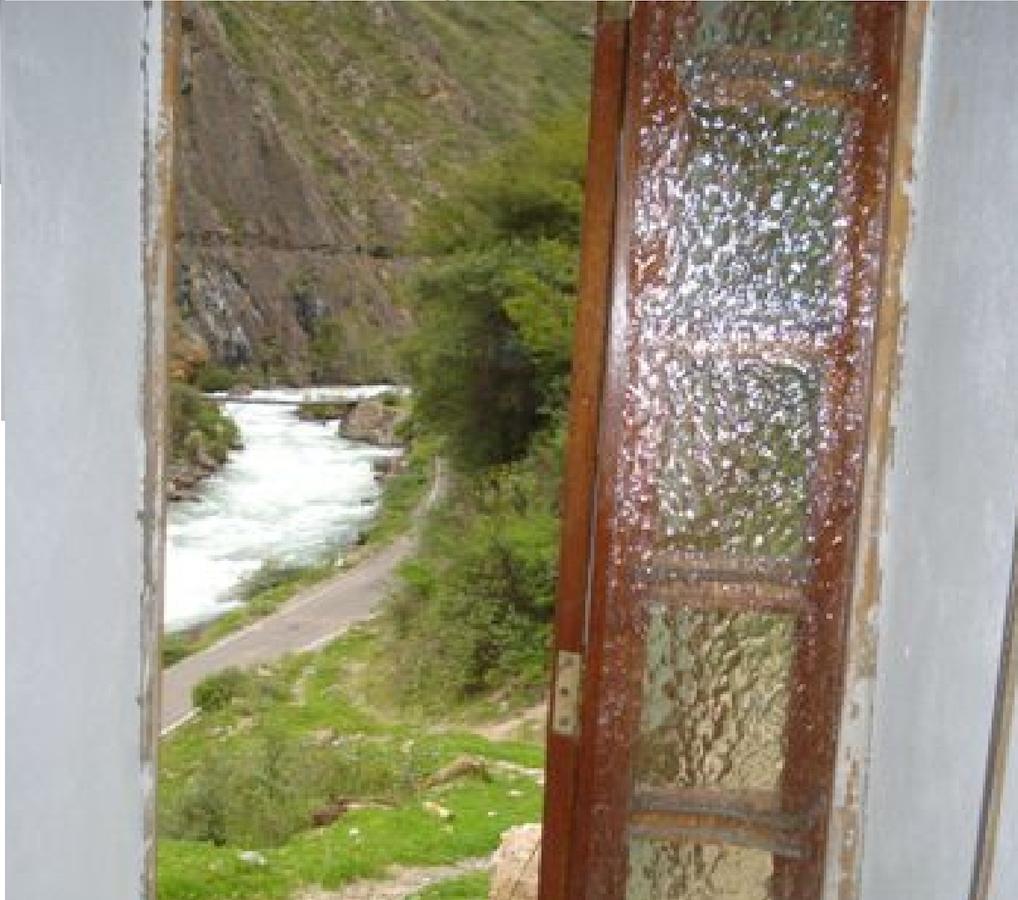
[158,626,544,900]
[416,871,492,899]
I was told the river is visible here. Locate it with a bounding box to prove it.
[163,386,404,631]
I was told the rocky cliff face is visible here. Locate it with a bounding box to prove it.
[172,1,592,385]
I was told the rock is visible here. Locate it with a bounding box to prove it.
[195,446,218,472]
[170,4,591,384]
[490,824,541,900]
[237,850,267,867]
[372,454,406,480]
[423,754,490,789]
[338,399,408,447]
[295,401,355,422]
[310,799,350,828]
[422,800,454,821]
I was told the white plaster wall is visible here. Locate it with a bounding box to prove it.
[861,4,1018,898]
[4,4,158,897]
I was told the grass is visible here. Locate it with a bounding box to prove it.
[158,626,545,900]
[159,777,536,900]
[357,438,438,550]
[414,871,491,898]
[294,401,352,422]
[169,382,242,466]
[211,3,592,243]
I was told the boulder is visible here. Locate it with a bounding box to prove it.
[490,823,541,900]
[338,398,408,447]
[372,454,406,480]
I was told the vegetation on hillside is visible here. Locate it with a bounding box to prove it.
[158,627,543,900]
[212,2,591,240]
[380,114,586,708]
[168,381,241,468]
[174,1,592,384]
[159,15,591,897]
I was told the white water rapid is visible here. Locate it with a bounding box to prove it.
[163,386,403,631]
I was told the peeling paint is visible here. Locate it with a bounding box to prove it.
[826,5,928,898]
[140,4,180,898]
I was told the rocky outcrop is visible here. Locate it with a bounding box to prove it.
[174,4,409,384]
[339,399,408,447]
[172,2,592,385]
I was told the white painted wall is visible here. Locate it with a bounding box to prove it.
[4,4,162,897]
[861,4,1018,898]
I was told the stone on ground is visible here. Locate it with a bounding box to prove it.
[490,823,541,900]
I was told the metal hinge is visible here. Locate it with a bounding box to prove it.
[551,650,583,738]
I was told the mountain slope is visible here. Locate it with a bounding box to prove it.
[173,1,593,384]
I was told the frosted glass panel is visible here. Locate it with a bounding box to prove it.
[694,1,855,58]
[653,359,819,559]
[627,839,774,900]
[570,2,901,895]
[635,608,794,792]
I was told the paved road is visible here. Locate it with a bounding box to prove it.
[160,460,444,734]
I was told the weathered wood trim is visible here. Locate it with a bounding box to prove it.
[141,3,180,897]
[825,5,928,899]
[538,8,627,899]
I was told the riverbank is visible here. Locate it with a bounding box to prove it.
[168,382,243,503]
[162,442,438,668]
[165,386,407,630]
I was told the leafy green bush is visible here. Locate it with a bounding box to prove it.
[160,730,420,848]
[383,428,564,706]
[380,114,583,706]
[168,381,241,465]
[192,668,249,713]
[193,364,238,393]
[370,114,585,708]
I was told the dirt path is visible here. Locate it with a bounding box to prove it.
[469,702,548,744]
[295,856,490,900]
[160,459,446,734]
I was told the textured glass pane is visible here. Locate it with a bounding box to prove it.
[627,839,774,900]
[635,607,793,791]
[655,358,819,558]
[642,101,847,343]
[694,1,855,58]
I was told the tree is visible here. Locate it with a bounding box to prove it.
[405,113,585,469]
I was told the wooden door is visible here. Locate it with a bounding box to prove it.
[541,3,904,897]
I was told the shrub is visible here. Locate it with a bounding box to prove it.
[168,381,241,465]
[193,364,238,393]
[382,428,563,706]
[192,667,248,713]
[160,731,421,847]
